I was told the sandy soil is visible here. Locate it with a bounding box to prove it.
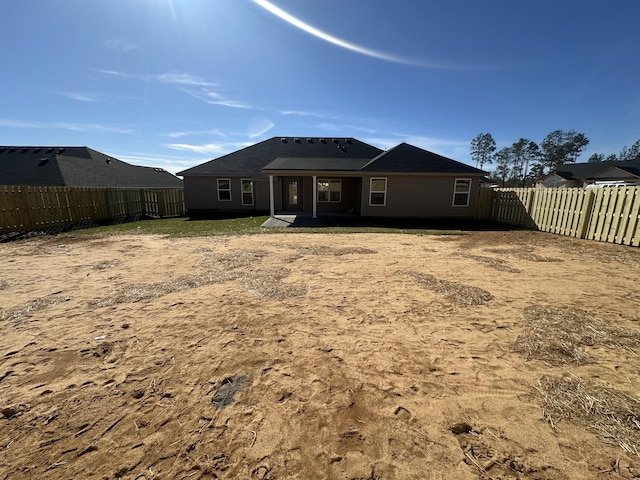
[0,229,639,480]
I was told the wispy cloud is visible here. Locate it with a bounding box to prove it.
[0,118,133,134]
[166,129,227,138]
[104,39,138,52]
[181,88,252,109]
[94,69,216,87]
[251,0,451,69]
[247,117,274,138]
[279,110,337,119]
[165,143,224,154]
[94,69,250,109]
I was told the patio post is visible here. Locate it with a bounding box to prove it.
[312,175,317,218]
[269,175,275,217]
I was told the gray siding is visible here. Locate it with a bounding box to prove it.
[360,175,479,218]
[183,176,270,213]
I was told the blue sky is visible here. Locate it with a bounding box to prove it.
[1,0,639,175]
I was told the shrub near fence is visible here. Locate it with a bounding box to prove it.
[0,186,185,236]
[476,186,640,246]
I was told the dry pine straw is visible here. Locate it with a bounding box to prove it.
[274,243,378,256]
[454,253,522,273]
[514,305,640,366]
[535,375,640,458]
[402,271,494,306]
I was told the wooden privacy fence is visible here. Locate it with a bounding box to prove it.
[0,186,185,236]
[476,186,640,246]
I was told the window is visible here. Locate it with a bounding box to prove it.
[317,179,341,203]
[241,179,254,205]
[217,178,231,201]
[452,178,471,206]
[369,178,387,206]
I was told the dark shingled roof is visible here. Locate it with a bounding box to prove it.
[361,143,486,175]
[553,158,640,181]
[263,157,373,171]
[0,146,183,188]
[177,137,383,178]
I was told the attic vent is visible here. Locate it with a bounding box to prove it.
[46,148,54,154]
[307,138,313,143]
[332,138,339,144]
[22,148,29,153]
[294,138,301,143]
[9,148,17,153]
[320,138,326,144]
[38,158,49,166]
[33,148,41,153]
[57,148,65,154]
[346,139,353,144]
[106,158,112,165]
[154,168,165,172]
[280,138,287,143]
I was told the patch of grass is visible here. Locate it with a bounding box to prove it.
[67,216,270,238]
[536,374,640,457]
[61,216,473,239]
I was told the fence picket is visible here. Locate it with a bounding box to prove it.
[478,186,640,247]
[0,186,184,236]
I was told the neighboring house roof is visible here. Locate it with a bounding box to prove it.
[0,146,182,188]
[550,158,640,182]
[177,137,384,178]
[361,143,486,175]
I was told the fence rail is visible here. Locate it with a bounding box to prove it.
[0,186,185,237]
[476,186,640,246]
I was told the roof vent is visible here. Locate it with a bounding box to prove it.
[280,137,287,143]
[106,158,112,165]
[346,139,353,144]
[332,138,339,144]
[33,148,41,153]
[320,138,326,144]
[307,138,313,143]
[57,148,65,154]
[38,158,49,166]
[294,138,301,143]
[9,148,17,153]
[46,148,54,154]
[22,148,29,153]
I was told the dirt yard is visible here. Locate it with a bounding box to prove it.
[1,229,639,479]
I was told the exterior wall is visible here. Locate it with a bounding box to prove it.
[360,175,480,218]
[183,176,270,213]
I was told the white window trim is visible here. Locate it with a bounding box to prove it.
[241,178,254,206]
[317,178,342,203]
[452,178,471,207]
[217,178,232,202]
[369,177,387,206]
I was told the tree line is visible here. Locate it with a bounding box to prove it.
[470,131,640,187]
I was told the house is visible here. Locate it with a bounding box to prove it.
[0,146,183,188]
[537,158,640,188]
[177,137,486,219]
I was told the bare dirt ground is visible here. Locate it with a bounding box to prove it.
[1,229,639,480]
